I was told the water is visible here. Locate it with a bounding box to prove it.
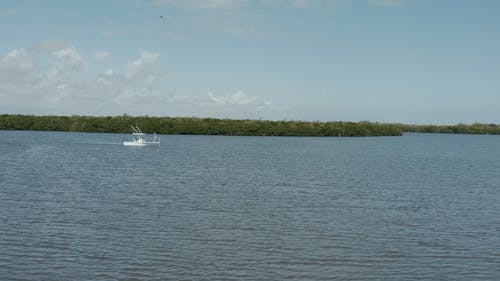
[1,131,499,280]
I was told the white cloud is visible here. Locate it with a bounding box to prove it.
[93,50,110,60]
[1,49,37,74]
[0,46,168,115]
[0,45,86,105]
[125,50,166,90]
[189,90,285,111]
[160,90,286,119]
[53,46,85,62]
[0,48,40,95]
[0,45,285,117]
[204,90,257,106]
[47,45,86,80]
[36,40,72,52]
[368,0,406,7]
[125,51,160,78]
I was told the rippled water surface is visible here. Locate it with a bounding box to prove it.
[1,131,499,280]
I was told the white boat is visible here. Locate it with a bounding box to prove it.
[123,124,160,146]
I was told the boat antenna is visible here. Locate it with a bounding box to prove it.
[134,123,143,134]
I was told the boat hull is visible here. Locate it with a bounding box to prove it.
[123,141,159,146]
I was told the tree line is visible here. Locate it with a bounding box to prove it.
[401,123,500,135]
[0,114,402,136]
[1,114,499,136]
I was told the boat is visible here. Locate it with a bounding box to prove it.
[123,124,160,146]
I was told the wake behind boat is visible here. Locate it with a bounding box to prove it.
[123,124,160,146]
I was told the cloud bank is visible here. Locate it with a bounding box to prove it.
[0,43,284,118]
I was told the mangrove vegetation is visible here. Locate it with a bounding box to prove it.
[1,114,499,136]
[0,114,401,136]
[401,123,500,135]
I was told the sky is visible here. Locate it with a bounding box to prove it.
[1,0,499,124]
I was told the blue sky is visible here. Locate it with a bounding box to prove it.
[1,0,499,124]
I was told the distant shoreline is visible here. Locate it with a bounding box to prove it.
[1,114,499,136]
